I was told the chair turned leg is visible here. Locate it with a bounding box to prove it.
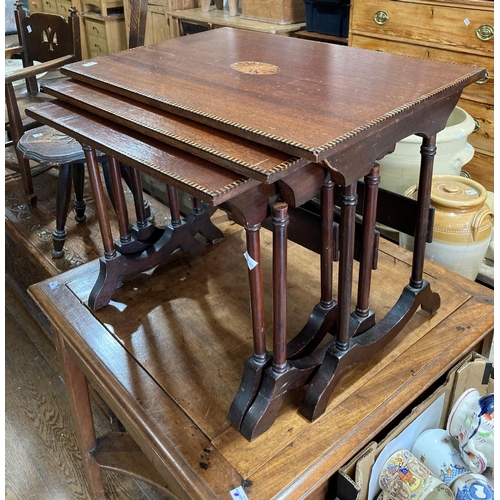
[52,163,73,259]
[72,162,87,223]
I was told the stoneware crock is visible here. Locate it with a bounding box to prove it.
[378,106,475,195]
[400,175,494,280]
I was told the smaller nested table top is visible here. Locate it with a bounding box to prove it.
[27,100,260,206]
[40,79,309,184]
[60,28,484,164]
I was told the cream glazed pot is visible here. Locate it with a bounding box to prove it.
[400,176,494,281]
[378,107,476,195]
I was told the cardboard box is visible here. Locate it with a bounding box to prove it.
[240,0,305,25]
[336,353,494,500]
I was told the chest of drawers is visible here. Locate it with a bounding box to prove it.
[83,12,127,57]
[349,0,494,191]
[123,0,197,46]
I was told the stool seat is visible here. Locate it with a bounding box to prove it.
[17,125,107,259]
[17,125,88,164]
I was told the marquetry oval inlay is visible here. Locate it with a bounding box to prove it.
[230,61,280,75]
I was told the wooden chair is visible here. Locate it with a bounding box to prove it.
[5,3,108,258]
[5,3,84,207]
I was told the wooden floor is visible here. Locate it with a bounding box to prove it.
[5,281,173,500]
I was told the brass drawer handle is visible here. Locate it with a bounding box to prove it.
[473,118,481,132]
[373,11,389,25]
[475,70,490,85]
[476,25,494,41]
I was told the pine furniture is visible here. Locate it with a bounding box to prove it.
[28,228,494,499]
[348,0,494,192]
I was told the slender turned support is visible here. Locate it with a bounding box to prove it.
[72,163,87,223]
[285,175,339,360]
[356,164,380,317]
[54,332,105,500]
[272,203,289,375]
[246,225,267,362]
[321,178,335,308]
[108,156,132,245]
[411,136,437,289]
[52,162,88,258]
[167,185,182,227]
[128,167,149,229]
[82,145,116,260]
[52,163,73,259]
[336,183,358,350]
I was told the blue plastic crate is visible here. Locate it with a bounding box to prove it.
[304,0,350,37]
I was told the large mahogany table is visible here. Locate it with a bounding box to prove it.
[26,28,485,442]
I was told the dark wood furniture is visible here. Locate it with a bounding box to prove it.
[25,28,485,444]
[28,230,494,499]
[5,3,83,206]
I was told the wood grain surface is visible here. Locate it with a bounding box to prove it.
[59,28,484,161]
[5,283,171,500]
[41,79,309,184]
[28,223,494,499]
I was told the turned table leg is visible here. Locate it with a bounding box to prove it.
[108,156,132,246]
[227,222,270,429]
[167,185,182,228]
[320,178,337,310]
[351,164,380,333]
[411,135,437,289]
[52,163,73,259]
[54,332,105,500]
[285,176,339,359]
[336,182,358,351]
[128,166,156,241]
[248,225,267,363]
[72,162,87,223]
[83,145,116,261]
[272,203,289,375]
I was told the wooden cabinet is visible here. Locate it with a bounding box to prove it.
[349,0,494,192]
[82,0,124,15]
[83,12,127,57]
[41,0,58,13]
[27,0,44,14]
[123,0,197,44]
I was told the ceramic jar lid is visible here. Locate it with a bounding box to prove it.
[430,176,486,209]
[404,175,494,244]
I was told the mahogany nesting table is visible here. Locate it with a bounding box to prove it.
[25,25,487,480]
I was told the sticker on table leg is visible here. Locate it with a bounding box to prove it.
[243,251,258,270]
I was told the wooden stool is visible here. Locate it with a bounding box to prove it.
[17,125,107,258]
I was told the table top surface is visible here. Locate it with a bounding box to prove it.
[61,28,484,162]
[39,78,309,184]
[26,99,261,205]
[29,221,494,499]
